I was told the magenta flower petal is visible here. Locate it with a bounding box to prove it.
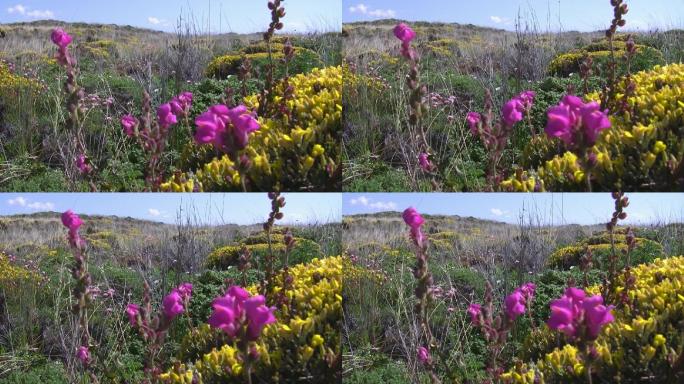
[502,98,524,126]
[402,207,424,229]
[162,290,184,320]
[61,210,83,231]
[51,28,73,49]
[393,23,416,43]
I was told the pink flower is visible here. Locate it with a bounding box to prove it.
[402,207,424,229]
[75,155,91,174]
[403,207,425,247]
[516,90,536,110]
[582,295,614,339]
[544,95,611,147]
[505,290,526,320]
[51,28,72,49]
[244,295,277,340]
[76,346,89,365]
[547,287,613,341]
[417,346,431,365]
[229,106,261,149]
[208,285,275,341]
[170,92,193,118]
[467,303,482,325]
[505,282,536,321]
[177,283,193,299]
[61,210,83,231]
[162,290,185,320]
[121,115,138,137]
[502,98,524,126]
[393,23,416,44]
[418,153,431,172]
[466,112,481,135]
[580,102,611,145]
[126,303,140,326]
[545,105,573,145]
[157,103,178,129]
[194,104,260,152]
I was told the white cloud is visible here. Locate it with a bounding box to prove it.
[7,196,54,210]
[350,195,397,211]
[148,209,161,217]
[8,196,27,206]
[491,208,505,216]
[490,16,511,25]
[7,4,53,19]
[147,16,169,26]
[350,196,369,206]
[348,4,368,14]
[26,9,53,18]
[349,3,396,19]
[27,201,55,210]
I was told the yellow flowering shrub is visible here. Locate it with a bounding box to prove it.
[0,61,41,101]
[159,256,342,383]
[503,63,684,191]
[206,235,322,270]
[546,233,664,270]
[163,66,342,192]
[0,252,39,287]
[549,42,663,77]
[502,256,684,383]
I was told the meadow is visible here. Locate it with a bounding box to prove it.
[342,194,684,383]
[342,0,684,192]
[0,194,342,383]
[0,1,341,192]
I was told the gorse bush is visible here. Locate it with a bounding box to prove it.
[503,256,684,383]
[206,235,322,270]
[504,63,684,191]
[160,256,342,383]
[163,65,342,192]
[206,47,322,79]
[549,43,664,77]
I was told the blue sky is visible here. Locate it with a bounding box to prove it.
[1,0,341,33]
[0,193,341,225]
[343,193,684,226]
[343,0,683,32]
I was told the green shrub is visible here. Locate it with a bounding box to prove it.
[206,237,322,270]
[546,235,664,270]
[206,47,322,79]
[0,360,69,384]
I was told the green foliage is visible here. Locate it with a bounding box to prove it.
[346,354,413,384]
[0,360,69,384]
[206,235,322,270]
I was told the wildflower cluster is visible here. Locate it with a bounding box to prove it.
[162,66,342,192]
[121,90,194,191]
[160,256,342,383]
[502,256,684,383]
[505,37,683,192]
[0,60,41,100]
[468,282,536,377]
[0,252,40,286]
[127,282,194,382]
[468,90,536,188]
[60,210,99,381]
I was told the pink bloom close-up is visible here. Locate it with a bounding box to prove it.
[545,105,573,145]
[547,287,613,341]
[126,303,140,326]
[502,98,524,126]
[61,210,83,231]
[162,290,185,320]
[157,103,178,129]
[244,294,277,340]
[466,112,481,135]
[170,92,193,117]
[402,207,424,229]
[76,346,89,364]
[417,346,430,364]
[121,115,138,137]
[504,290,526,320]
[393,23,416,44]
[51,28,73,49]
[467,303,482,325]
[76,155,91,174]
[194,104,260,151]
[418,153,431,171]
[544,94,611,147]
